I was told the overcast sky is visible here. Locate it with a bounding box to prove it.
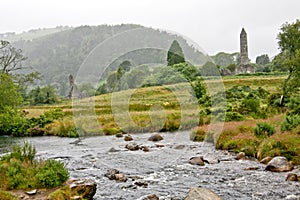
[1,0,299,60]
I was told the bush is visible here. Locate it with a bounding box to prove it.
[2,142,36,163]
[254,122,275,138]
[36,160,69,188]
[0,143,69,190]
[190,128,206,142]
[225,112,245,122]
[281,114,300,131]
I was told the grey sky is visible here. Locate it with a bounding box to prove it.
[1,0,299,60]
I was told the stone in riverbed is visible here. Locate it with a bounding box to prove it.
[66,179,97,200]
[147,194,159,200]
[235,152,246,160]
[184,187,223,200]
[265,156,294,172]
[105,169,127,182]
[189,157,205,166]
[286,173,300,182]
[148,133,163,142]
[125,142,140,151]
[124,134,133,141]
[203,155,220,164]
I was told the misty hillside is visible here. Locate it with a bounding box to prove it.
[7,24,210,95]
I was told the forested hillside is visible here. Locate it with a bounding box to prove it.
[8,24,209,96]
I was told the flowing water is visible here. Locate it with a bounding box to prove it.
[1,132,299,200]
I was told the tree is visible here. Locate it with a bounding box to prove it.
[0,40,27,73]
[0,73,22,110]
[167,40,185,66]
[256,54,270,66]
[0,40,41,96]
[277,19,300,102]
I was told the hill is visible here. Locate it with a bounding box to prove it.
[5,24,210,95]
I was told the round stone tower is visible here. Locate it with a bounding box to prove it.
[240,28,250,65]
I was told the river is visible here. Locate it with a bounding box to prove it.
[1,132,299,199]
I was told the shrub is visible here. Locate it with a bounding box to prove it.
[36,159,69,188]
[225,112,245,122]
[0,143,69,190]
[281,114,300,131]
[257,140,292,160]
[254,122,275,138]
[0,190,16,200]
[2,141,36,163]
[190,128,206,142]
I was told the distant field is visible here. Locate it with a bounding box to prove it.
[23,75,286,133]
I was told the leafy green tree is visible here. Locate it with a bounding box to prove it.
[0,73,22,110]
[27,85,58,105]
[171,63,198,82]
[256,54,270,66]
[167,40,185,66]
[277,19,300,100]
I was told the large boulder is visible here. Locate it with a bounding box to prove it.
[148,133,164,142]
[184,187,223,200]
[66,179,97,200]
[265,156,294,172]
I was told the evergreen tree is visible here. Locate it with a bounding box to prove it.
[167,40,185,66]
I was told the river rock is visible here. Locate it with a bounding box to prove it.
[125,142,140,151]
[148,133,164,142]
[260,156,272,165]
[25,189,37,195]
[115,133,123,138]
[141,146,150,152]
[235,152,246,160]
[203,155,220,164]
[189,157,205,166]
[265,156,294,172]
[286,173,299,182]
[105,169,127,182]
[66,179,97,200]
[124,134,133,141]
[184,187,223,200]
[147,194,159,200]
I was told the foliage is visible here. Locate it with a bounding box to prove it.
[0,142,69,190]
[0,73,22,110]
[190,77,207,101]
[171,62,198,82]
[26,85,59,105]
[277,19,300,99]
[0,40,27,73]
[200,61,220,76]
[254,122,275,138]
[36,159,69,188]
[0,106,28,136]
[0,108,64,136]
[0,190,16,200]
[256,54,270,66]
[211,52,239,67]
[281,96,300,131]
[167,40,185,66]
[2,141,36,163]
